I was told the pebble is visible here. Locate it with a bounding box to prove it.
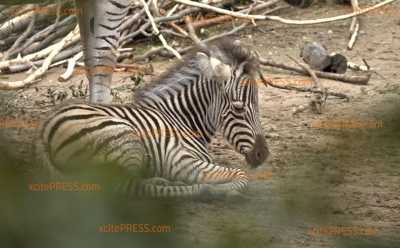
[266,125,277,132]
[265,133,280,139]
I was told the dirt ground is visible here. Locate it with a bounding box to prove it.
[0,1,399,248]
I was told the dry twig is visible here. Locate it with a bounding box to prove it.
[287,55,327,114]
[140,0,182,60]
[348,0,361,50]
[58,51,83,82]
[258,71,349,100]
[2,10,37,61]
[0,25,79,89]
[174,0,397,25]
[184,16,201,44]
[348,20,360,50]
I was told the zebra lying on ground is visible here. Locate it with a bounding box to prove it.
[35,39,269,198]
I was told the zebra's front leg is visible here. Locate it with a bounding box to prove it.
[170,159,250,199]
[120,167,247,198]
[197,164,249,198]
[120,165,247,198]
[118,150,247,198]
[75,0,129,104]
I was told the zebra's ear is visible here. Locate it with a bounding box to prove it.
[210,57,231,82]
[233,40,241,46]
[196,52,208,59]
[196,52,213,78]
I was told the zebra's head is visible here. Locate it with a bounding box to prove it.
[199,39,269,167]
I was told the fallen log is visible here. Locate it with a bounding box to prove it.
[259,57,371,85]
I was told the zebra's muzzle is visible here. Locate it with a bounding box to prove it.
[245,135,269,168]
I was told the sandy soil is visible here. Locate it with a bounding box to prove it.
[0,1,399,248]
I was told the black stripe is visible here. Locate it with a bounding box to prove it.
[135,108,159,160]
[104,139,133,161]
[188,160,212,182]
[102,106,125,119]
[109,0,129,9]
[106,10,128,16]
[126,108,156,160]
[172,154,194,180]
[100,37,118,50]
[108,16,126,22]
[112,147,134,165]
[99,22,123,31]
[92,56,115,64]
[41,105,97,138]
[48,114,105,144]
[113,105,128,119]
[92,106,116,116]
[91,129,132,157]
[142,111,163,175]
[55,120,130,155]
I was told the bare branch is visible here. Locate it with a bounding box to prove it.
[174,0,397,25]
[58,51,83,82]
[140,0,182,60]
[184,16,201,44]
[258,71,349,100]
[259,57,371,85]
[2,10,37,61]
[0,25,80,90]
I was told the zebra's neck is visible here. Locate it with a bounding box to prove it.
[135,72,224,144]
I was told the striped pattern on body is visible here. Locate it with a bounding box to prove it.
[38,102,249,197]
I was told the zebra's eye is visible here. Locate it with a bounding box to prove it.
[232,101,246,114]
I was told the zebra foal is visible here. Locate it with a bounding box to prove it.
[35,39,269,198]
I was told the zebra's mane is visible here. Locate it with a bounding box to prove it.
[134,38,259,102]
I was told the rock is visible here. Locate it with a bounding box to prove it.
[300,42,331,71]
[301,42,347,74]
[325,53,347,74]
